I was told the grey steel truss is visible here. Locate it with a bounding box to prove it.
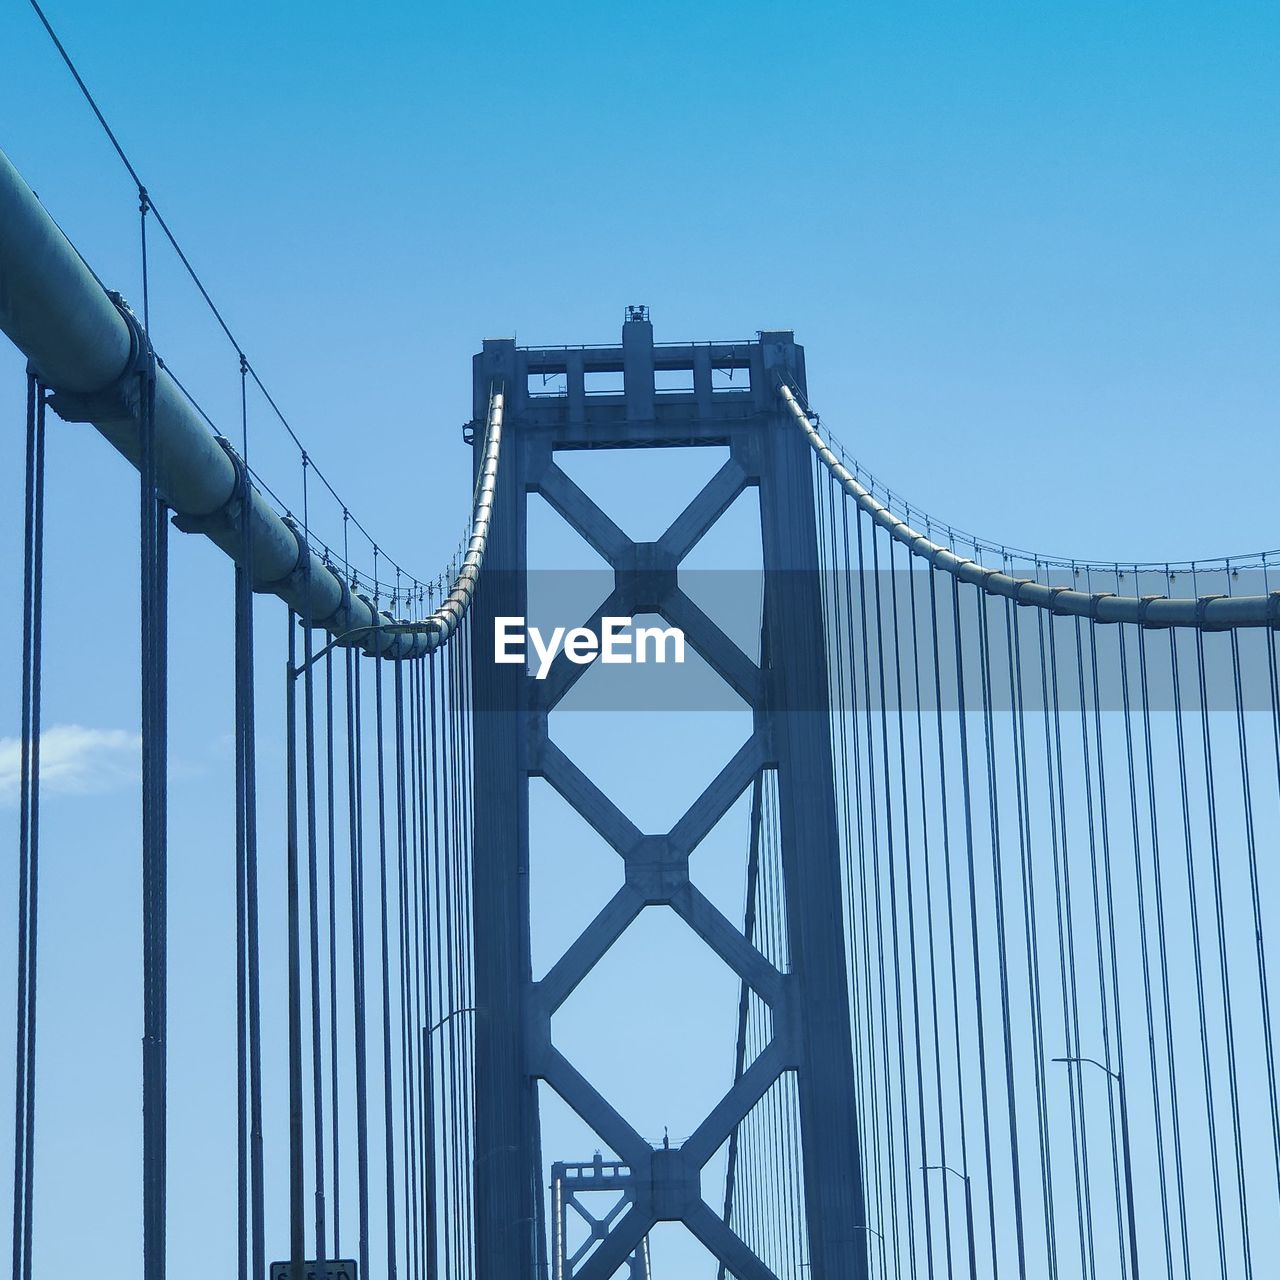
[469,313,870,1280]
[552,1156,651,1280]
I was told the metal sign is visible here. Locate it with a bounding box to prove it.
[269,1263,358,1280]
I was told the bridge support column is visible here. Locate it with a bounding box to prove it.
[757,335,869,1278]
[470,338,539,1277]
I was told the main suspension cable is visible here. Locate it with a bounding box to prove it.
[782,382,1280,630]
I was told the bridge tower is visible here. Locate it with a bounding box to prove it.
[469,311,868,1279]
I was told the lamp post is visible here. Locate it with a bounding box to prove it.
[428,1005,477,1036]
[848,1225,885,1278]
[421,1008,477,1280]
[1053,1055,1140,1280]
[922,1165,978,1278]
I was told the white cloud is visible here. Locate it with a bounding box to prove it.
[0,725,141,804]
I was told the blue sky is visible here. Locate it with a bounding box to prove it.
[1,0,1278,1275]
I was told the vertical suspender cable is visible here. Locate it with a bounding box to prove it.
[393,656,420,1279]
[1246,630,1280,1205]
[456,630,474,1273]
[417,658,434,1279]
[869,512,918,1277]
[1193,628,1252,1273]
[1087,624,1136,1275]
[413,659,426,1276]
[426,650,450,1273]
[844,495,885,1277]
[949,577,1000,1275]
[325,644,342,1261]
[285,616,306,1275]
[854,506,901,1272]
[719,772,765,1275]
[768,803,788,1269]
[10,372,46,1280]
[1135,627,1192,1276]
[452,637,470,1277]
[373,615,400,1278]
[1080,619,1131,1269]
[845,502,881,1274]
[1071,620,1127,1273]
[762,778,785,1268]
[446,631,471,1275]
[347,642,372,1280]
[431,646,455,1276]
[973,592,1028,1273]
[1005,600,1059,1278]
[420,656,434,1274]
[910,560,957,1280]
[138,297,169,1280]
[457,616,477,1273]
[1039,611,1096,1276]
[1167,630,1229,1273]
[1116,625,1175,1276]
[234,354,265,1280]
[392,655,412,1275]
[447,630,466,1270]
[459,619,480,1273]
[300,464,329,1263]
[234,458,249,1280]
[886,535,936,1280]
[408,660,426,1277]
[821,471,874,1258]
[926,567,971,1279]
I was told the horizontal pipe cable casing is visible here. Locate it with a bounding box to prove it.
[779,381,1280,631]
[0,146,499,657]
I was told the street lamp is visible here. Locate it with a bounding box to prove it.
[922,1165,978,1277]
[428,1005,476,1035]
[848,1224,885,1278]
[1053,1055,1140,1280]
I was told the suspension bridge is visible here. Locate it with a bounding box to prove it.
[5,31,1280,1280]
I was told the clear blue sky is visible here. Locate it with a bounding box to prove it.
[1,1,1278,1275]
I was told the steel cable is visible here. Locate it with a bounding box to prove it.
[139,333,169,1280]
[854,504,902,1275]
[1168,630,1229,1275]
[1136,625,1193,1276]
[1193,630,1253,1274]
[233,362,267,1280]
[301,464,330,1263]
[886,534,935,1280]
[1004,599,1061,1278]
[1070,618,1127,1274]
[372,629,399,1277]
[10,373,45,1280]
[1115,625,1176,1275]
[973,588,1029,1275]
[346,646,372,1279]
[782,384,1280,630]
[948,578,1001,1276]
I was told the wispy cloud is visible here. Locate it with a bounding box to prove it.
[0,725,141,804]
